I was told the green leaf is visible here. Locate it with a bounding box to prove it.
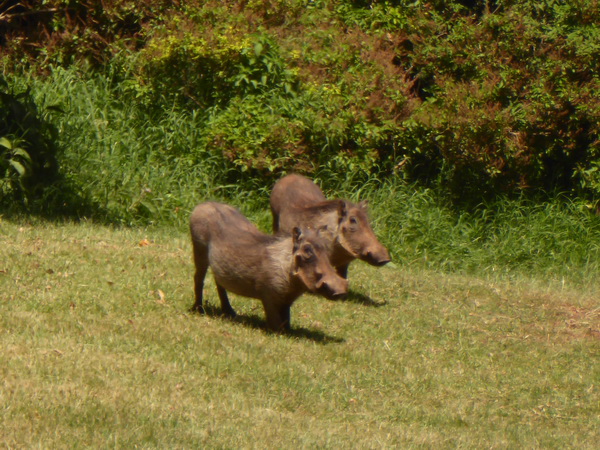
[0,137,13,149]
[9,160,27,176]
[12,148,33,164]
[254,42,263,57]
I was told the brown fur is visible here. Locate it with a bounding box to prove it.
[190,202,348,332]
[270,174,391,278]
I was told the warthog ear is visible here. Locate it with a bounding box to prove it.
[292,254,301,275]
[292,227,303,251]
[337,200,348,223]
[359,200,369,210]
[292,227,303,242]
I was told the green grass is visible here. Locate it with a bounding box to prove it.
[6,68,600,277]
[5,67,233,225]
[1,217,598,448]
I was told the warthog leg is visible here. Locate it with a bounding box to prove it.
[216,284,236,317]
[191,241,208,314]
[263,301,291,332]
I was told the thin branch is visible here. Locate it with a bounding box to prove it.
[0,7,61,24]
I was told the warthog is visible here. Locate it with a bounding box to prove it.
[270,174,391,278]
[190,202,348,331]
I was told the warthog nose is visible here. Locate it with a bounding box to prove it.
[366,249,391,266]
[320,277,348,300]
[331,278,348,297]
[330,289,347,300]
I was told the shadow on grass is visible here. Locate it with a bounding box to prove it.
[192,304,345,344]
[0,175,119,226]
[335,289,387,307]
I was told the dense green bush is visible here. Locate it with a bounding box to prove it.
[0,78,60,207]
[1,0,599,214]
[0,0,172,67]
[392,2,600,200]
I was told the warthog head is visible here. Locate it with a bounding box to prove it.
[336,200,391,267]
[292,227,348,299]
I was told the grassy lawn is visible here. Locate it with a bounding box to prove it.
[1,218,598,448]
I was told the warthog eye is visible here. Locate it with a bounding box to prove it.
[349,216,358,227]
[302,245,315,260]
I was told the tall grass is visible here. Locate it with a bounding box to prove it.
[4,66,600,289]
[350,182,600,289]
[8,67,237,225]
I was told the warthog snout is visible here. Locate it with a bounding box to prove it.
[364,246,391,267]
[316,274,349,300]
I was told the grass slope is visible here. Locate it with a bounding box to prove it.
[1,217,598,448]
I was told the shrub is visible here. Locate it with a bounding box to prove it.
[388,3,600,201]
[2,0,599,208]
[0,0,172,68]
[0,78,60,206]
[138,27,298,108]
